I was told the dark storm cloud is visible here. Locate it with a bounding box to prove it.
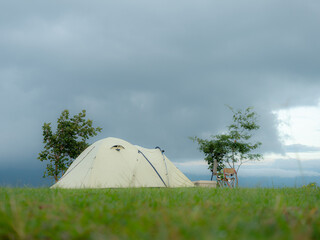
[1,0,320,169]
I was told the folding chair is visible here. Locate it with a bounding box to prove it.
[217,168,238,188]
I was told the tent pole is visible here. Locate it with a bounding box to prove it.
[138,150,167,187]
[155,146,170,187]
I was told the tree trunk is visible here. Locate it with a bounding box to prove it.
[213,158,217,174]
[54,154,59,183]
[232,151,235,168]
[211,158,218,181]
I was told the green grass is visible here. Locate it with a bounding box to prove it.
[0,187,319,240]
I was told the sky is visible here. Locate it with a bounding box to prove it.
[1,0,320,187]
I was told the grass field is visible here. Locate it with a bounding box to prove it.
[0,187,319,240]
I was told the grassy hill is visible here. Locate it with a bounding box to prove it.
[0,187,319,239]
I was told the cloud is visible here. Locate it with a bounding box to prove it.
[283,144,320,153]
[174,160,209,176]
[275,105,320,147]
[1,0,320,171]
[247,158,320,178]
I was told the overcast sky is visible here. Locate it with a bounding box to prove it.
[1,0,320,186]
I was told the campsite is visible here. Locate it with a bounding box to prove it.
[1,0,320,239]
[0,135,319,239]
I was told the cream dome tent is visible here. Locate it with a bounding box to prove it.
[51,137,194,188]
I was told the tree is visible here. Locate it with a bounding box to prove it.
[38,110,102,182]
[191,134,229,180]
[191,106,262,180]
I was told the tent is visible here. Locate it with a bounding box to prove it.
[51,137,194,188]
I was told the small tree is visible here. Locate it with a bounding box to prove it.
[38,110,102,182]
[225,106,262,171]
[192,106,262,180]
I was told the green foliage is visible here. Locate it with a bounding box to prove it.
[191,106,262,175]
[0,187,320,239]
[38,110,102,182]
[190,135,228,173]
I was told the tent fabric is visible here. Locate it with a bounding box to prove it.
[51,137,194,188]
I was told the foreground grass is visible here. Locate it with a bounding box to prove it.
[0,187,319,240]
